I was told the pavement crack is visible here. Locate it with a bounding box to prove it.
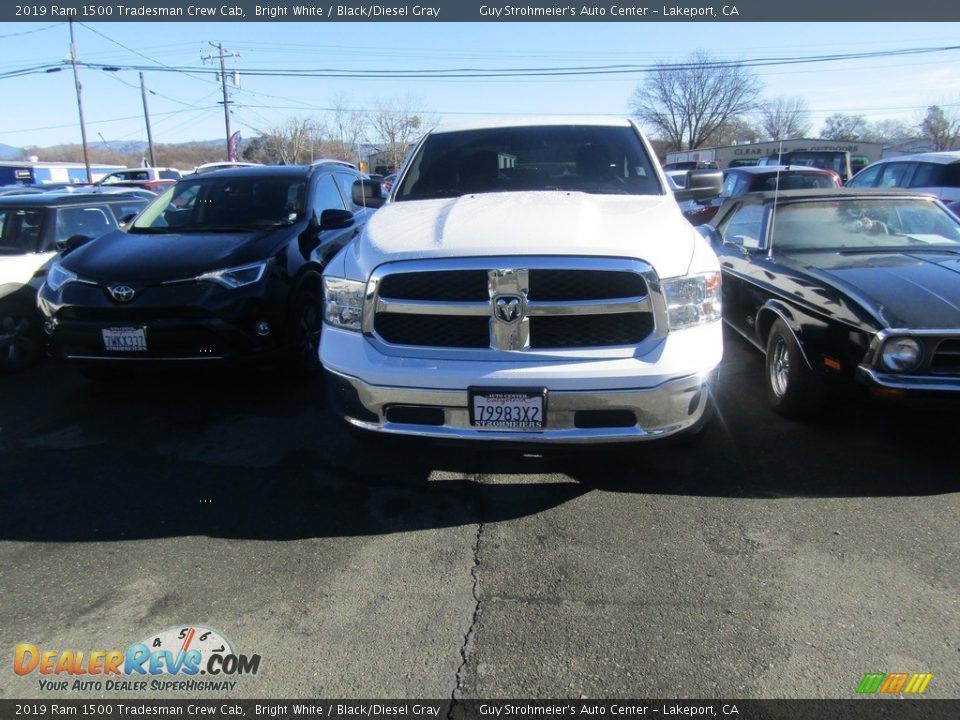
[450,474,484,707]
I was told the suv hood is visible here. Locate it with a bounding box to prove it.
[62,227,290,283]
[346,191,697,279]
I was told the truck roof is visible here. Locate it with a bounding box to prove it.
[429,116,633,134]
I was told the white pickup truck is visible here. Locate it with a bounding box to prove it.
[321,117,723,443]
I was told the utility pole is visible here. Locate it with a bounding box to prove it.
[139,72,156,167]
[68,21,92,183]
[203,43,238,161]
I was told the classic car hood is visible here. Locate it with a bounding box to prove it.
[62,228,290,283]
[789,249,960,328]
[345,191,697,280]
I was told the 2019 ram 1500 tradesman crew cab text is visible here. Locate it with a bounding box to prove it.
[321,117,723,442]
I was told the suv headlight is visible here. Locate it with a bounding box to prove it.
[663,271,721,330]
[323,277,366,332]
[196,261,266,289]
[880,337,921,372]
[45,262,78,293]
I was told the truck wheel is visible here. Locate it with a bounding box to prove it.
[0,300,43,373]
[764,319,823,419]
[286,287,323,380]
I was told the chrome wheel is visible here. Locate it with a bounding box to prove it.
[768,336,790,399]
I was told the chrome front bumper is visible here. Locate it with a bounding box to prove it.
[326,369,714,443]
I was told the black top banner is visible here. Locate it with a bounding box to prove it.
[3,0,960,22]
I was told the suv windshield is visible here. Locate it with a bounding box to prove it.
[131,176,306,233]
[395,125,663,200]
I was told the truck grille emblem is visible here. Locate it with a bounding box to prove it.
[494,295,522,323]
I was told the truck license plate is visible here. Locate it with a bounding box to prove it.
[470,389,545,431]
[102,327,147,352]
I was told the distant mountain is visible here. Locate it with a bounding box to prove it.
[0,143,24,160]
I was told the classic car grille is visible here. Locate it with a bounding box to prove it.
[371,262,657,350]
[930,338,960,373]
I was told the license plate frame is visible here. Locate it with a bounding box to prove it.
[101,327,147,352]
[468,388,547,431]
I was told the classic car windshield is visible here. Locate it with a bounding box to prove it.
[131,177,306,233]
[772,198,960,252]
[396,125,664,200]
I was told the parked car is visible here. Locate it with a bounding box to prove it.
[758,151,853,183]
[680,165,840,226]
[663,160,719,171]
[846,150,960,204]
[96,167,181,192]
[0,191,150,372]
[321,117,724,443]
[38,162,383,377]
[699,188,960,418]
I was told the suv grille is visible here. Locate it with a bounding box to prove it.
[370,260,657,351]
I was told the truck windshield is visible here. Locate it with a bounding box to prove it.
[395,125,663,200]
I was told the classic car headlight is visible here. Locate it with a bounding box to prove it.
[45,262,78,293]
[196,262,267,289]
[323,277,366,331]
[880,337,922,372]
[663,271,721,330]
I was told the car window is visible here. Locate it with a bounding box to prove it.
[878,162,911,188]
[944,163,960,188]
[722,173,748,197]
[719,203,765,249]
[54,206,117,245]
[758,173,837,191]
[772,198,960,251]
[0,208,45,255]
[159,170,180,180]
[397,124,662,200]
[334,172,365,212]
[133,177,306,231]
[908,162,945,188]
[312,175,348,218]
[847,164,881,188]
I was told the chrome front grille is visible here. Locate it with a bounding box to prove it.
[364,257,662,352]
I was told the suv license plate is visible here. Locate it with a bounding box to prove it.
[102,327,147,352]
[470,389,545,431]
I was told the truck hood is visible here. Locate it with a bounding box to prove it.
[344,191,698,280]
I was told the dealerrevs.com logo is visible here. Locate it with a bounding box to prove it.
[14,625,261,692]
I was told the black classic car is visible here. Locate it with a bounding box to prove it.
[698,189,960,418]
[37,162,382,378]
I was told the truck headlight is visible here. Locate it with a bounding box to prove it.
[880,337,921,372]
[663,271,721,330]
[323,277,366,331]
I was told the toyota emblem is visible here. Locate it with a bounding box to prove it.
[494,295,523,323]
[108,285,136,303]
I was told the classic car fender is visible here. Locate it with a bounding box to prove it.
[754,300,815,371]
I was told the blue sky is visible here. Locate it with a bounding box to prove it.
[1,21,959,152]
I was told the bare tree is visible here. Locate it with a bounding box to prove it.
[324,95,368,166]
[368,96,434,172]
[243,117,323,165]
[820,113,871,141]
[629,51,762,151]
[870,119,919,145]
[919,105,960,151]
[760,96,811,140]
[706,117,763,147]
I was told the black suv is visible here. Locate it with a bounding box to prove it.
[1,191,149,372]
[38,162,382,377]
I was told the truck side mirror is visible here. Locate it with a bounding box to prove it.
[674,170,723,202]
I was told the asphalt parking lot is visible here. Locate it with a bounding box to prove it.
[0,329,957,699]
